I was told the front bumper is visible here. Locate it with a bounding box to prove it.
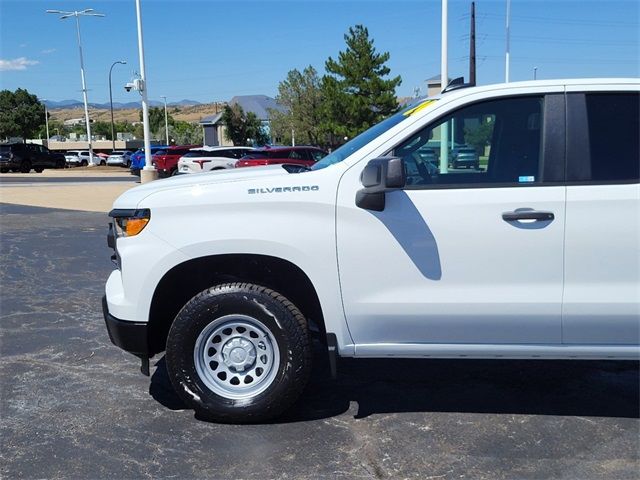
[102,295,150,356]
[0,159,19,169]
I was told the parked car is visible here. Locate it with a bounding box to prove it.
[177,147,255,174]
[0,143,66,173]
[153,145,201,177]
[65,150,102,167]
[450,146,479,169]
[96,152,109,165]
[130,145,169,176]
[106,150,133,167]
[235,146,327,168]
[104,79,639,423]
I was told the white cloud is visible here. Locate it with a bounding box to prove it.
[41,48,57,54]
[19,43,27,48]
[0,57,40,71]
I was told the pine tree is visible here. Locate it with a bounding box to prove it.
[322,25,401,141]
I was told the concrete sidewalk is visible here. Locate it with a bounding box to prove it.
[0,169,138,212]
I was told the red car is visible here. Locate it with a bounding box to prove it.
[235,146,327,168]
[152,145,201,177]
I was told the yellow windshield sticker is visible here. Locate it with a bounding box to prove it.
[403,99,437,117]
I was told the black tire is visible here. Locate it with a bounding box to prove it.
[170,168,179,176]
[100,160,106,166]
[126,160,131,168]
[10,168,19,173]
[56,159,65,169]
[80,160,88,167]
[0,168,8,173]
[166,283,311,423]
[34,167,44,173]
[20,160,31,173]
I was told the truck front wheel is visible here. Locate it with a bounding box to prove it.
[165,283,311,423]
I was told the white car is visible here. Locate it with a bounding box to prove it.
[106,150,133,167]
[64,150,101,167]
[104,79,639,423]
[177,146,255,174]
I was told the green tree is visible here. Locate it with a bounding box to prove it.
[270,66,324,145]
[0,88,46,141]
[139,107,174,137]
[169,120,203,145]
[222,103,269,146]
[91,121,113,139]
[464,118,494,156]
[321,25,401,142]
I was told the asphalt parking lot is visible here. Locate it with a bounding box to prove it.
[1,198,639,479]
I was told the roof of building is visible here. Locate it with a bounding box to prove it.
[200,95,285,125]
[231,95,285,120]
[199,112,223,125]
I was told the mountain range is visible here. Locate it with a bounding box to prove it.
[42,99,202,110]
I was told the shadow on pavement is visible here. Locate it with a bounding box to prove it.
[149,347,639,423]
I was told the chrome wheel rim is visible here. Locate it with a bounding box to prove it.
[193,314,280,400]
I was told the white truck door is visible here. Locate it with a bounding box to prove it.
[337,94,566,348]
[562,90,640,345]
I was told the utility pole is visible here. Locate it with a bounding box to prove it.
[135,0,157,183]
[470,1,476,86]
[534,66,538,80]
[505,0,511,82]
[160,95,169,145]
[44,105,50,142]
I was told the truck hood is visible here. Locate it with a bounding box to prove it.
[113,165,294,209]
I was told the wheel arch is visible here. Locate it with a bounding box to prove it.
[147,253,326,355]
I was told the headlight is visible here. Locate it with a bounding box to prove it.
[109,209,151,237]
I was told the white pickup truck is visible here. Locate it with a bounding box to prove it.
[103,79,640,422]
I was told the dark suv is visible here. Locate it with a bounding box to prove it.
[236,146,327,168]
[0,143,66,173]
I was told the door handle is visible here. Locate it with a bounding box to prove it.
[502,210,554,222]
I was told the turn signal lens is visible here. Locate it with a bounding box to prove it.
[110,209,151,238]
[125,217,149,236]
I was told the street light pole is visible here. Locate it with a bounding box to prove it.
[47,9,104,164]
[160,95,169,145]
[109,60,127,151]
[134,0,157,183]
[47,8,104,165]
[533,66,538,80]
[440,0,449,174]
[505,0,511,82]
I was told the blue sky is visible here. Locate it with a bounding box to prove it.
[0,0,638,104]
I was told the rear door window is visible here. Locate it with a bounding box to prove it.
[567,92,639,183]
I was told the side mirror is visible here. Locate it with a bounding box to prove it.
[355,157,406,211]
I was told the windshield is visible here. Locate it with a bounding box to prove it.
[311,99,437,170]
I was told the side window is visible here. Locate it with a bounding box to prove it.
[392,96,544,188]
[288,150,304,160]
[218,149,236,158]
[583,93,639,182]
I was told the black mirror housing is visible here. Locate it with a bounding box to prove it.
[356,157,406,211]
